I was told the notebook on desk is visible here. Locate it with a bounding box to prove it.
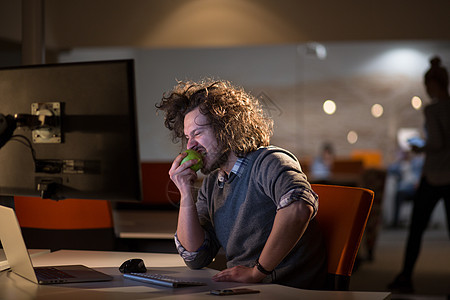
[0,204,113,284]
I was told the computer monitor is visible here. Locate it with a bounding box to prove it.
[0,60,142,201]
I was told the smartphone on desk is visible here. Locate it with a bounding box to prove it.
[210,288,260,296]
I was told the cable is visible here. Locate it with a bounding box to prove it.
[9,134,37,165]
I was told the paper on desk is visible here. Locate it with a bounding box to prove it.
[0,261,10,271]
[0,250,10,271]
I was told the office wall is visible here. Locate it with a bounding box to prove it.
[3,0,450,48]
[59,41,450,166]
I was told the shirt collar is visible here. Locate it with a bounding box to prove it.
[217,155,248,186]
[230,156,247,178]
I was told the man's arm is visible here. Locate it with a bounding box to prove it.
[169,152,205,251]
[176,190,205,252]
[212,199,314,283]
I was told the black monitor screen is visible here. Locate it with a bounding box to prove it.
[0,60,141,201]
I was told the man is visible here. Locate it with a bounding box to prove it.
[156,79,326,289]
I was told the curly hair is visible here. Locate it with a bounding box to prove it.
[156,78,273,157]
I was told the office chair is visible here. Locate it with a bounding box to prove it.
[14,196,116,251]
[311,183,374,291]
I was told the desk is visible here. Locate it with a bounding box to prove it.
[0,250,391,300]
[113,210,178,239]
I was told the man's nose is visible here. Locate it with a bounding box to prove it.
[187,138,197,149]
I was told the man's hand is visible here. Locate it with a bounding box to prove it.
[212,265,266,283]
[169,151,199,197]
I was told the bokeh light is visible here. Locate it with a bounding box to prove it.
[371,104,384,118]
[411,96,422,110]
[323,100,337,115]
[347,131,358,144]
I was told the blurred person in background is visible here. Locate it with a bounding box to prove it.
[387,150,424,228]
[388,56,450,293]
[310,142,335,183]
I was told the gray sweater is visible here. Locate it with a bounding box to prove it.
[178,146,327,289]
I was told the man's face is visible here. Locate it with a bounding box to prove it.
[184,107,227,174]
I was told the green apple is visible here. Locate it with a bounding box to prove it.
[181,149,203,172]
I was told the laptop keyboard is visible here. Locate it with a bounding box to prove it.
[123,272,206,288]
[35,267,75,280]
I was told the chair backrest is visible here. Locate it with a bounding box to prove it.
[14,196,115,251]
[311,184,374,290]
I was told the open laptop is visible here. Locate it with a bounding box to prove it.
[0,204,113,284]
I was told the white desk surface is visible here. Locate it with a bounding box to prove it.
[0,250,391,300]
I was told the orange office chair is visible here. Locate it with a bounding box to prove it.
[14,196,115,251]
[311,184,374,291]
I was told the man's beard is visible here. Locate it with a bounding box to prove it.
[200,147,230,175]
